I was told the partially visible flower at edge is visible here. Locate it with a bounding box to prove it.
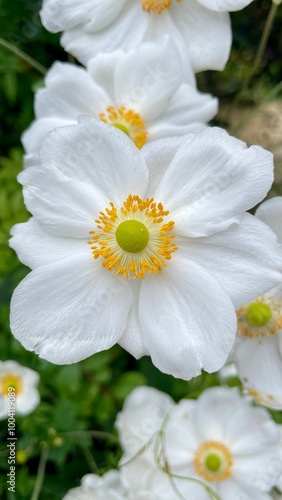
[0,360,40,419]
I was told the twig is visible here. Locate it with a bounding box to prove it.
[0,37,47,75]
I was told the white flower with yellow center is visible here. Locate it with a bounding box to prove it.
[40,0,253,73]
[233,197,282,410]
[10,118,282,379]
[0,361,40,419]
[63,471,129,500]
[23,38,217,168]
[117,386,282,499]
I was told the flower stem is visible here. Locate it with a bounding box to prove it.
[252,0,280,78]
[0,38,47,75]
[229,0,280,113]
[31,444,49,500]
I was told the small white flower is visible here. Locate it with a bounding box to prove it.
[0,360,40,419]
[233,197,282,410]
[118,386,282,499]
[62,470,128,500]
[40,0,253,73]
[22,38,217,168]
[10,118,282,379]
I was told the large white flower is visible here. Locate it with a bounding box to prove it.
[10,118,282,380]
[233,197,282,410]
[40,0,253,73]
[63,471,129,500]
[0,360,40,419]
[117,386,282,500]
[23,38,217,168]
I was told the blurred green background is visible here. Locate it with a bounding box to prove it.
[0,0,282,498]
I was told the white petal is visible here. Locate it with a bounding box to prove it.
[40,0,126,32]
[181,213,282,309]
[60,3,148,65]
[171,0,231,72]
[118,282,148,359]
[10,253,132,364]
[256,197,282,244]
[193,387,243,442]
[10,218,87,270]
[17,389,40,415]
[139,255,237,380]
[22,117,72,157]
[197,0,254,12]
[116,386,174,460]
[234,335,282,410]
[121,458,179,500]
[155,127,274,237]
[148,84,218,141]
[19,117,149,237]
[111,38,184,121]
[35,62,109,119]
[143,128,206,198]
[218,478,272,500]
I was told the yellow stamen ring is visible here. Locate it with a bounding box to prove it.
[194,441,233,483]
[141,0,183,14]
[237,296,282,339]
[88,194,178,279]
[99,106,147,149]
[1,374,23,396]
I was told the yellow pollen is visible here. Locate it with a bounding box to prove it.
[88,194,178,279]
[194,441,233,483]
[141,0,183,14]
[248,389,277,408]
[99,106,148,149]
[1,373,23,396]
[237,296,282,339]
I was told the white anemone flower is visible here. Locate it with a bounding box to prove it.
[63,471,129,500]
[10,118,282,380]
[22,38,217,168]
[233,197,282,410]
[117,386,282,500]
[40,0,253,73]
[0,360,40,419]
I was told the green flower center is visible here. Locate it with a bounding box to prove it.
[205,453,221,472]
[115,220,149,253]
[246,302,272,327]
[113,123,130,136]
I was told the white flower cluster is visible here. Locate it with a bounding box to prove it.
[63,386,282,499]
[8,1,282,497]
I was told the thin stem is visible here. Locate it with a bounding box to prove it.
[81,446,98,474]
[0,38,47,75]
[31,444,49,500]
[252,0,280,77]
[228,0,280,115]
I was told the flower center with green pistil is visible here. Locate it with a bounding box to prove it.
[205,453,221,472]
[246,302,272,327]
[194,441,233,483]
[113,123,130,136]
[115,220,149,253]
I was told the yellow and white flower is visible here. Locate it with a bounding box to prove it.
[40,0,253,73]
[0,360,40,419]
[117,386,282,499]
[10,118,282,380]
[233,197,282,410]
[23,38,217,168]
